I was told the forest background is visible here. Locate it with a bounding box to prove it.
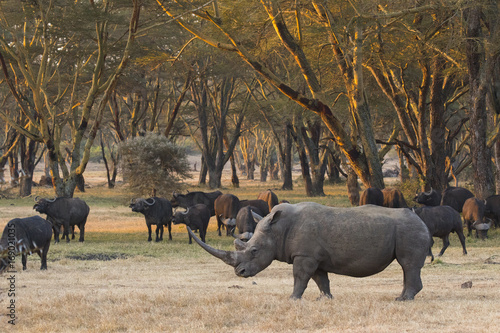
[0,0,499,202]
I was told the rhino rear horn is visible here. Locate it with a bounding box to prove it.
[187,227,239,267]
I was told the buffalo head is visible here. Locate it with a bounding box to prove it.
[33,197,57,214]
[414,188,441,206]
[187,210,282,278]
[129,198,156,213]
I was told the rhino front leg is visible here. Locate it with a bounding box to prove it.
[311,269,332,299]
[291,256,319,299]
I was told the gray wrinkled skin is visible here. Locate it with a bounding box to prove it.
[189,202,431,301]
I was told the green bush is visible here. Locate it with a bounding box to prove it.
[119,133,191,197]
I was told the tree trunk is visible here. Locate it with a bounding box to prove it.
[466,6,495,199]
[281,123,293,190]
[347,167,360,206]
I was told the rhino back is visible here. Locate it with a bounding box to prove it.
[263,203,429,277]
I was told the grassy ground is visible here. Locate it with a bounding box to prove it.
[0,165,499,332]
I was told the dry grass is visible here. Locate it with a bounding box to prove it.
[0,163,499,332]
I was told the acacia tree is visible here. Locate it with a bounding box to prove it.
[0,0,141,197]
[157,0,386,189]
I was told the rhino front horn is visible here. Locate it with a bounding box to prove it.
[187,227,239,267]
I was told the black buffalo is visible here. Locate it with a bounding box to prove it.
[172,204,211,244]
[239,199,269,216]
[415,187,473,213]
[33,197,90,243]
[441,187,474,213]
[130,197,173,242]
[0,216,52,272]
[382,188,408,208]
[414,188,442,206]
[412,206,467,261]
[171,190,222,216]
[485,194,500,228]
[462,197,490,239]
[232,206,263,242]
[257,190,279,212]
[359,187,384,206]
[214,193,240,236]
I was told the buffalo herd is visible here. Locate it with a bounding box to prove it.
[0,185,498,300]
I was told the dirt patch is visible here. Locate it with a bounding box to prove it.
[66,253,130,261]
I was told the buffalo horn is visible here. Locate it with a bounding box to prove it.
[145,198,156,206]
[187,227,238,267]
[47,197,57,202]
[34,196,40,203]
[182,207,190,215]
[251,211,263,223]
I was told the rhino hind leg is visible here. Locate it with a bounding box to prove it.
[311,269,333,300]
[395,265,423,301]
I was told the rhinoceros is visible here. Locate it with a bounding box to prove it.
[188,202,431,301]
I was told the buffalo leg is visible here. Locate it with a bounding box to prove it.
[167,221,172,240]
[71,225,76,240]
[291,256,319,299]
[78,223,85,242]
[438,235,450,257]
[63,221,70,243]
[147,224,153,242]
[200,228,206,243]
[40,243,50,270]
[456,229,467,255]
[216,215,223,236]
[53,225,61,243]
[155,225,162,242]
[22,253,27,270]
[428,237,435,262]
[311,269,332,299]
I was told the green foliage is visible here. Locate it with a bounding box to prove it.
[119,133,191,197]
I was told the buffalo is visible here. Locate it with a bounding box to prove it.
[0,216,52,272]
[171,190,222,216]
[33,197,90,243]
[359,187,384,206]
[130,197,173,242]
[257,190,279,212]
[415,187,473,213]
[172,204,211,244]
[189,202,430,301]
[382,188,408,208]
[239,199,269,217]
[214,193,240,236]
[232,206,263,241]
[462,197,491,239]
[441,187,474,213]
[412,206,467,261]
[485,194,500,228]
[414,188,442,206]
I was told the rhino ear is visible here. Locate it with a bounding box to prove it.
[269,210,282,225]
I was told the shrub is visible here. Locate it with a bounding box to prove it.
[119,133,191,197]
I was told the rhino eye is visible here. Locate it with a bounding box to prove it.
[250,248,258,257]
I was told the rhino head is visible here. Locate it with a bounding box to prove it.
[187,210,282,278]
